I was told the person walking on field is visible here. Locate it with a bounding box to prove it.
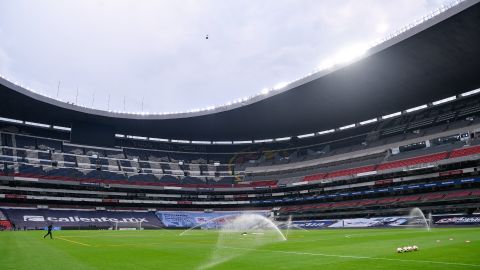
[43,224,53,239]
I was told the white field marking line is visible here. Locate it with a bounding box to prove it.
[56,236,91,247]
[220,246,480,268]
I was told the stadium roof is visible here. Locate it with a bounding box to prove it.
[1,0,480,141]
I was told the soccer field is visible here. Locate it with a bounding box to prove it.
[1,228,479,270]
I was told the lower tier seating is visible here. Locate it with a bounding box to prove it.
[280,189,480,213]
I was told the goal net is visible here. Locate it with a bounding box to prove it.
[113,221,143,230]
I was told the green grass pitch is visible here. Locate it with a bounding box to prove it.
[1,228,479,270]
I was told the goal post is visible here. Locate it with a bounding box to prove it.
[114,221,143,230]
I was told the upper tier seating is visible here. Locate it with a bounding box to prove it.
[36,138,62,151]
[1,103,480,190]
[63,145,84,155]
[302,150,454,182]
[15,135,36,149]
[3,141,480,189]
[127,173,158,183]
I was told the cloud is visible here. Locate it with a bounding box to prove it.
[0,46,12,77]
[0,0,455,113]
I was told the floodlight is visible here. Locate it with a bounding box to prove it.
[273,82,288,90]
[360,118,377,125]
[382,112,402,119]
[432,96,456,105]
[339,124,355,130]
[318,59,335,70]
[461,89,480,97]
[298,133,315,138]
[406,105,428,113]
[334,43,368,64]
[318,129,335,135]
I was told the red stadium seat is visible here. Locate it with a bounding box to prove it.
[470,190,480,197]
[421,193,445,201]
[303,173,327,181]
[443,190,472,199]
[396,195,421,202]
[314,203,331,209]
[334,201,359,208]
[377,197,399,205]
[325,165,376,179]
[248,180,278,187]
[449,145,480,158]
[377,152,447,171]
[356,199,377,206]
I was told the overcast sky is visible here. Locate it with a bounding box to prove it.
[0,0,453,113]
